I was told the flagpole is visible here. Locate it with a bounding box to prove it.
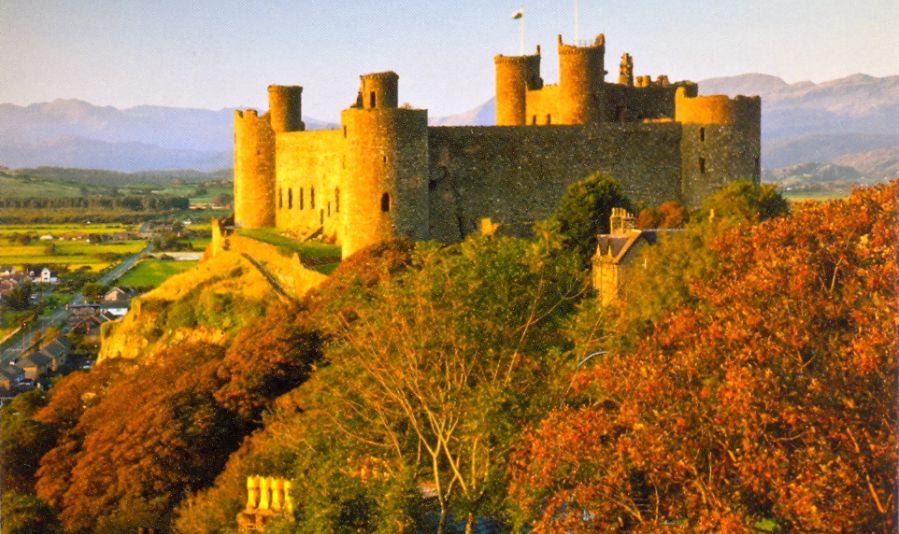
[574,0,580,42]
[519,15,524,55]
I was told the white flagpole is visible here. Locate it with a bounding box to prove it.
[519,14,524,54]
[574,0,580,42]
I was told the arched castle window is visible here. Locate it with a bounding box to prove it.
[335,188,340,213]
[700,128,705,142]
[288,188,293,209]
[300,188,304,210]
[381,192,391,213]
[279,188,283,209]
[311,187,316,209]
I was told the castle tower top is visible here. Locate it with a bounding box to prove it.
[359,71,399,109]
[267,85,304,133]
[557,33,606,124]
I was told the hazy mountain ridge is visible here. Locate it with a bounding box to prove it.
[0,99,335,171]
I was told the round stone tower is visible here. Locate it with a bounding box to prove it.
[359,72,399,109]
[267,85,305,133]
[558,34,606,125]
[494,48,542,126]
[233,109,276,228]
[340,72,429,258]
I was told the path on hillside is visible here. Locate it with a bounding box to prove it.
[0,243,153,365]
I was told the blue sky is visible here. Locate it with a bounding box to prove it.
[0,1,895,120]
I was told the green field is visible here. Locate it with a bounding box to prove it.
[783,190,849,202]
[118,259,198,288]
[0,228,146,272]
[239,228,341,258]
[0,175,110,198]
[0,223,138,236]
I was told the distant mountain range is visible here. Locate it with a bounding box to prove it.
[0,100,335,172]
[0,73,895,185]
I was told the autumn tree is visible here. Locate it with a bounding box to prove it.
[510,181,898,532]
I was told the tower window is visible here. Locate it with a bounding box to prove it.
[532,115,537,125]
[288,188,293,209]
[546,114,552,124]
[335,187,340,213]
[383,155,387,163]
[327,202,331,217]
[300,188,304,210]
[700,127,705,142]
[381,192,391,213]
[311,187,315,209]
[343,125,347,138]
[699,158,706,174]
[278,188,283,209]
[370,91,376,108]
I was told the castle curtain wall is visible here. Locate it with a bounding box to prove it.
[274,130,343,240]
[427,123,683,242]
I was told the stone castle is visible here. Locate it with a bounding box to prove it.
[233,33,760,258]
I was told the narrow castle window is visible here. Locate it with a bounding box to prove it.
[370,92,376,108]
[532,115,537,125]
[381,192,391,213]
[546,114,552,124]
[699,158,706,174]
[327,202,331,217]
[700,128,705,142]
[383,155,387,163]
[279,188,283,209]
[311,187,316,209]
[335,187,340,213]
[343,126,347,138]
[300,188,304,210]
[755,157,760,175]
[288,188,293,209]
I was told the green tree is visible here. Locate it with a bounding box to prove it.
[700,179,789,224]
[0,491,61,534]
[0,390,55,494]
[81,282,106,303]
[551,172,633,264]
[3,281,33,310]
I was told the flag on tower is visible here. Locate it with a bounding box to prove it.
[512,8,523,19]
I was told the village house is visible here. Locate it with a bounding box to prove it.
[592,208,680,305]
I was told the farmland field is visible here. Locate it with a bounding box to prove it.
[0,223,147,272]
[118,259,198,288]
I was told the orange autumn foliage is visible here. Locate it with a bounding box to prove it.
[510,182,898,532]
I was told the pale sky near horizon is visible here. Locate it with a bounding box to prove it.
[1,1,896,120]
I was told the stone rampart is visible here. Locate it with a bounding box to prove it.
[427,122,682,241]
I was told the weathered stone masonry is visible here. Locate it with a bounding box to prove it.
[233,32,761,258]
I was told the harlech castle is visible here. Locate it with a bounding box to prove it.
[232,33,761,258]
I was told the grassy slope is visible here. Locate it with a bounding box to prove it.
[118,259,198,288]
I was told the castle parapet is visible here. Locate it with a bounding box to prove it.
[675,87,761,126]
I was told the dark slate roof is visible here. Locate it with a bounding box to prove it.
[18,351,52,368]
